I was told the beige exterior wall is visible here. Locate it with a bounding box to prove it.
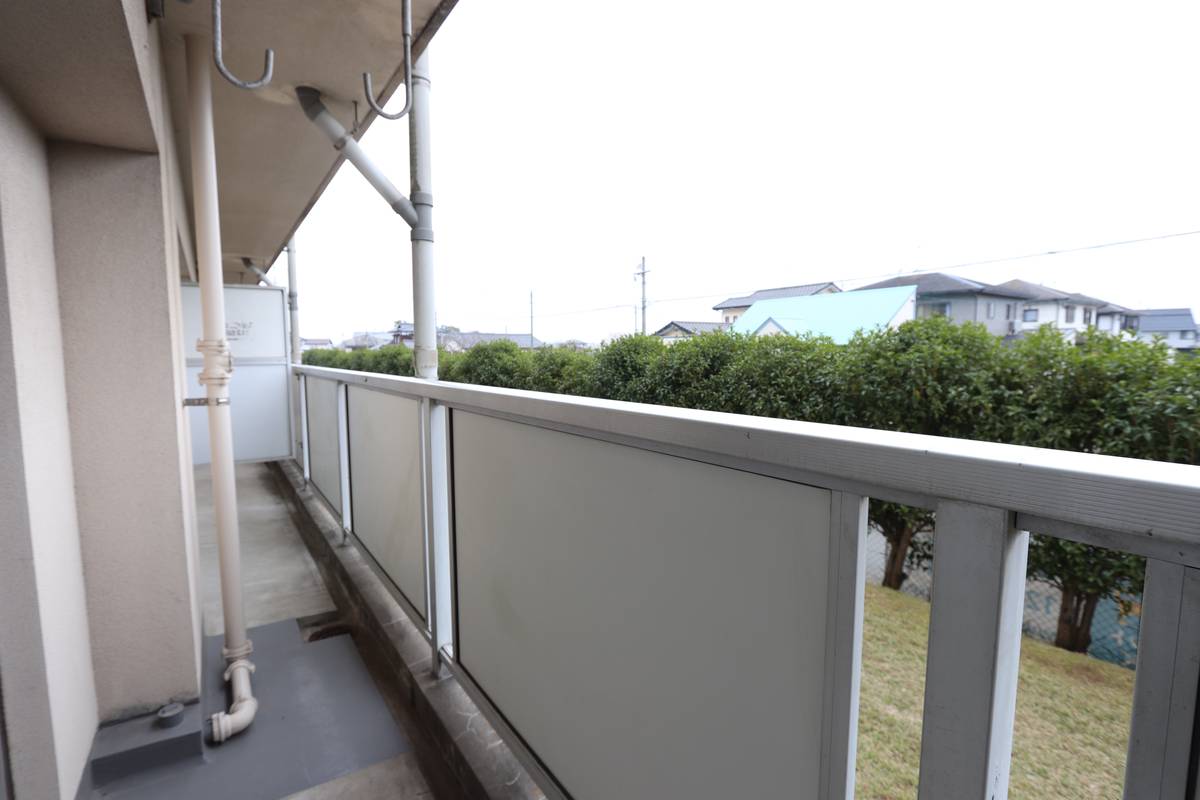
[50,141,201,721]
[0,84,99,800]
[0,7,203,797]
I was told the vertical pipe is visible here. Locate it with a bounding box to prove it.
[287,238,302,461]
[408,51,452,677]
[185,34,256,742]
[287,237,300,364]
[409,53,437,380]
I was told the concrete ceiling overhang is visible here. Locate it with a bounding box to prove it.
[162,0,456,283]
[0,0,159,153]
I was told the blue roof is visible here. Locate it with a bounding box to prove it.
[731,286,916,344]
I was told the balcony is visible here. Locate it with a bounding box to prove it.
[3,3,1198,798]
[279,363,1200,799]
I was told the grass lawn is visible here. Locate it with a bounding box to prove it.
[857,584,1135,799]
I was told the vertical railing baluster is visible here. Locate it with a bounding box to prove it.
[1123,559,1200,799]
[426,401,453,675]
[821,491,868,800]
[336,382,352,537]
[299,373,310,482]
[918,502,1028,800]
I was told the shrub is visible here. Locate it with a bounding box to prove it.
[591,335,666,403]
[530,346,596,395]
[649,332,747,412]
[447,340,533,389]
[719,333,841,420]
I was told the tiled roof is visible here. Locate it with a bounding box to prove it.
[439,331,544,349]
[1134,308,1197,332]
[713,282,839,310]
[653,321,731,336]
[857,272,1028,298]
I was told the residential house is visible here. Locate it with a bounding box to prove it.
[389,323,541,351]
[730,285,916,343]
[299,337,334,352]
[989,279,1109,341]
[439,331,543,351]
[854,272,1028,337]
[339,331,393,350]
[653,320,730,343]
[389,320,416,344]
[1096,303,1138,335]
[1133,308,1198,353]
[713,281,840,325]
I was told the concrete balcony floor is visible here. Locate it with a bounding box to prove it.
[89,463,444,799]
[196,463,336,636]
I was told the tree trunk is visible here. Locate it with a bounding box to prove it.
[1055,585,1101,652]
[882,524,916,590]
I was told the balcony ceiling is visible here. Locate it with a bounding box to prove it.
[162,0,456,283]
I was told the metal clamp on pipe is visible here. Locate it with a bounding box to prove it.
[183,397,231,407]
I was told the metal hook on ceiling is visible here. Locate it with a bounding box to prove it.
[212,0,274,90]
[361,0,413,120]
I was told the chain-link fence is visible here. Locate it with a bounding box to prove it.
[865,530,1141,668]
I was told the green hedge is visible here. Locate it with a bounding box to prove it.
[303,319,1200,651]
[301,320,1199,462]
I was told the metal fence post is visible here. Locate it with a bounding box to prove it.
[918,502,1028,800]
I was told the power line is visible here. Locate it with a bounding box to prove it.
[528,227,1200,323]
[909,228,1200,275]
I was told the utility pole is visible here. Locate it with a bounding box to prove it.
[529,291,534,347]
[635,256,648,335]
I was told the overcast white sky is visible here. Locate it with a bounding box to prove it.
[276,0,1200,345]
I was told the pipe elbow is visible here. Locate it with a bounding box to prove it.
[295,86,325,121]
[209,658,257,743]
[209,695,258,743]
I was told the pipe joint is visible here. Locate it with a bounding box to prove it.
[410,228,434,243]
[411,191,433,207]
[221,639,254,662]
[222,658,256,682]
[415,347,438,380]
[197,338,233,385]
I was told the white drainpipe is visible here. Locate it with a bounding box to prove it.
[295,70,435,378]
[287,238,301,364]
[184,34,257,743]
[408,53,436,380]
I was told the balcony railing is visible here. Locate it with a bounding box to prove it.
[294,363,1200,800]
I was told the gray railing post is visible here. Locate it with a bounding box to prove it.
[299,373,310,482]
[1123,559,1200,799]
[919,502,1028,800]
[336,382,352,538]
[821,491,868,800]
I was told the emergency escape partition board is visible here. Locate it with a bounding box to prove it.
[182,283,292,464]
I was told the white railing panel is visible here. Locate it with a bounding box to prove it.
[451,410,852,799]
[304,376,342,512]
[347,386,427,619]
